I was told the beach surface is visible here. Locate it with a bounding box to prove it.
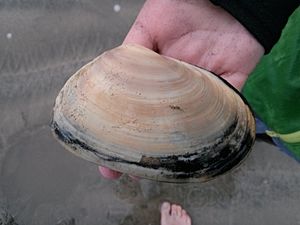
[1,1,300,224]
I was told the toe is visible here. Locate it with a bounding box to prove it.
[186,216,192,225]
[161,202,171,215]
[160,202,172,225]
[171,204,182,216]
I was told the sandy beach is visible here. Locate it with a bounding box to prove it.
[1,1,300,224]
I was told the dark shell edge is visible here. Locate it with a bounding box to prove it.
[51,116,255,182]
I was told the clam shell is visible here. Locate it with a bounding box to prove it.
[52,44,255,182]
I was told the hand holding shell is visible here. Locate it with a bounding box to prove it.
[52,44,255,183]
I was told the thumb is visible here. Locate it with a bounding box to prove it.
[123,20,155,50]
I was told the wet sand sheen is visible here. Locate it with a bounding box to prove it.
[1,1,300,225]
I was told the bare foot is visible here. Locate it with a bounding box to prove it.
[160,202,192,225]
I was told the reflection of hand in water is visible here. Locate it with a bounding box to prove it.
[98,0,264,180]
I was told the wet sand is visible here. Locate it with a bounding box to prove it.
[1,1,300,224]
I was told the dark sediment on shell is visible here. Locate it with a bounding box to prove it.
[52,114,255,182]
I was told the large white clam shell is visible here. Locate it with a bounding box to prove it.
[52,44,255,182]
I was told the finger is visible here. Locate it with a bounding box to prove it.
[128,175,141,181]
[98,166,122,179]
[123,20,155,50]
[220,71,249,91]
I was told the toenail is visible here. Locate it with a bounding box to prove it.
[161,202,170,210]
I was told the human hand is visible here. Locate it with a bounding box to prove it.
[99,0,264,180]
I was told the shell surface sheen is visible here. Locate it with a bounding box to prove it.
[52,44,255,182]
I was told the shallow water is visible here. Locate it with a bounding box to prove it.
[1,1,300,225]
